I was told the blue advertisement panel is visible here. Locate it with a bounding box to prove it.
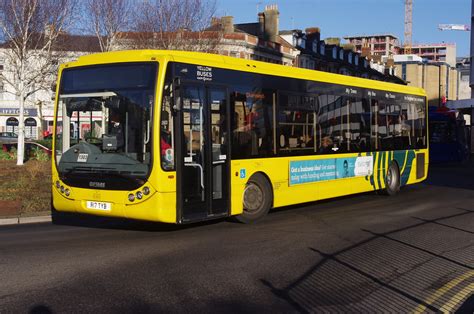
[289,156,373,186]
[289,159,336,185]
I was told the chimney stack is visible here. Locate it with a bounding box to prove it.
[305,27,321,43]
[221,16,234,34]
[263,4,279,43]
[258,13,264,37]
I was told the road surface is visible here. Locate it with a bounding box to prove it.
[1,163,473,312]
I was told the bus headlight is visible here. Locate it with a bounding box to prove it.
[60,186,65,193]
[55,181,60,188]
[65,189,70,197]
[136,191,143,200]
[128,193,135,202]
[142,187,150,195]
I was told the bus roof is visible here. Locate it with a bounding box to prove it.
[69,49,426,97]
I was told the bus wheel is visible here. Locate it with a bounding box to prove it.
[385,162,400,196]
[236,173,272,223]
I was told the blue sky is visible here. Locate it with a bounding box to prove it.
[216,0,471,57]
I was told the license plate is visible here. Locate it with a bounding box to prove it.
[86,201,111,211]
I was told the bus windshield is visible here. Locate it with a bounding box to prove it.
[55,63,158,190]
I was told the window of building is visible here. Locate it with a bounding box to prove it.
[320,43,325,55]
[401,63,407,81]
[298,38,306,49]
[6,117,19,134]
[25,117,37,139]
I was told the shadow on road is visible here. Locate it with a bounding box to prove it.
[261,208,474,312]
[30,305,53,314]
[426,159,474,190]
[51,211,225,232]
[456,294,474,313]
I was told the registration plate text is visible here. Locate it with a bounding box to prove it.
[86,201,111,211]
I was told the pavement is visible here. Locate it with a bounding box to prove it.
[0,214,51,225]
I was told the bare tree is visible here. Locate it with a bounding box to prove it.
[0,0,76,165]
[129,0,221,52]
[85,0,132,52]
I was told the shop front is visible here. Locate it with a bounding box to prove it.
[0,108,39,139]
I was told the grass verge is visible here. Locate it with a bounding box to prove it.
[0,160,51,216]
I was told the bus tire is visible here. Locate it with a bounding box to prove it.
[385,162,400,196]
[236,173,272,224]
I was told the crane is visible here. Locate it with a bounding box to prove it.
[404,0,413,54]
[438,24,470,31]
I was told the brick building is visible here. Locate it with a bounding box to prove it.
[344,34,400,57]
[409,43,456,67]
[283,29,403,83]
[210,5,299,66]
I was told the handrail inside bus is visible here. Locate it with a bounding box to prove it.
[184,163,205,201]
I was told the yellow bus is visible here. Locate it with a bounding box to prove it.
[52,50,428,224]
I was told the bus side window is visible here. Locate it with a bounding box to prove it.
[349,97,370,153]
[317,94,333,154]
[231,93,249,158]
[414,102,427,148]
[231,90,273,158]
[370,99,379,151]
[277,93,317,155]
[378,101,393,151]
